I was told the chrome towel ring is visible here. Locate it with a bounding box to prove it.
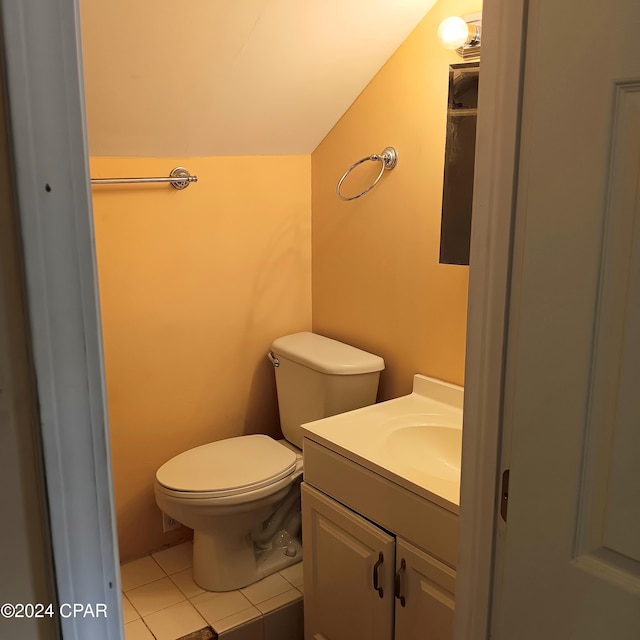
[336,147,398,201]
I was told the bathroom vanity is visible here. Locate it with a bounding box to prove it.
[300,375,463,640]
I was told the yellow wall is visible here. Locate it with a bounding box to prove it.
[311,0,479,399]
[91,156,311,561]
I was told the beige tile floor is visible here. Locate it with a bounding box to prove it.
[120,542,304,640]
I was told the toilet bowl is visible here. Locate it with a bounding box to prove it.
[155,435,303,591]
[155,332,384,592]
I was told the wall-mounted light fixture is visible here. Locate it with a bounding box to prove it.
[437,14,481,60]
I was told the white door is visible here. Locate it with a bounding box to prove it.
[494,0,640,637]
[301,483,395,640]
[394,539,455,640]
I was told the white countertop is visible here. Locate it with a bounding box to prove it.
[301,374,464,514]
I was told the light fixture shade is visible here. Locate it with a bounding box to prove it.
[437,16,471,50]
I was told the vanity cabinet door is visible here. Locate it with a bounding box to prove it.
[301,483,395,640]
[394,539,456,640]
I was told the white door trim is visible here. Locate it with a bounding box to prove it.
[0,1,122,638]
[455,1,527,638]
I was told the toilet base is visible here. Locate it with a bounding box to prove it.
[256,536,302,579]
[192,528,302,592]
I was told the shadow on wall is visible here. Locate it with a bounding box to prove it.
[236,212,312,438]
[244,357,281,438]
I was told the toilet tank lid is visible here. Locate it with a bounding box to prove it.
[271,332,384,375]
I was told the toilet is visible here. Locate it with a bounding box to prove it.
[154,332,384,591]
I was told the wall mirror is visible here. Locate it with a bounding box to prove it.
[439,61,480,266]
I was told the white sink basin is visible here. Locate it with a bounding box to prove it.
[301,374,464,511]
[386,425,462,482]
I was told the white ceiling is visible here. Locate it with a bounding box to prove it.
[80,0,438,157]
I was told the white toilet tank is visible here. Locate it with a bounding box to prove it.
[270,332,385,448]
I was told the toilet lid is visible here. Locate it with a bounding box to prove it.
[156,434,297,496]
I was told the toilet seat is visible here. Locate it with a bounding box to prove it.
[156,434,297,499]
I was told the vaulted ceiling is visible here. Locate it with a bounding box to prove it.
[80,0,438,156]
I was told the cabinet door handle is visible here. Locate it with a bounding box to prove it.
[394,558,406,607]
[373,551,384,598]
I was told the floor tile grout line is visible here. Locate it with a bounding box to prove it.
[151,542,194,577]
[141,615,158,640]
[148,554,170,580]
[167,574,198,600]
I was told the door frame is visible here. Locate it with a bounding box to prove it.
[0,1,122,639]
[0,0,527,638]
[454,0,526,638]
